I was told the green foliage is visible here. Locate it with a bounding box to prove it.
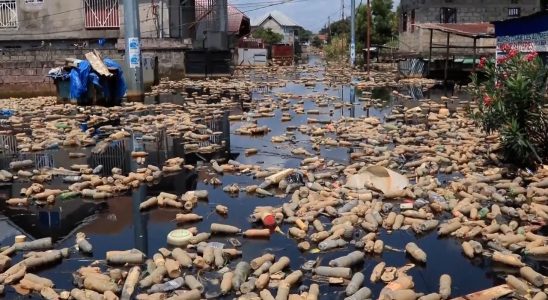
[323,35,348,61]
[320,19,351,37]
[370,0,396,45]
[311,36,323,48]
[297,27,313,43]
[252,28,284,45]
[321,0,396,47]
[470,48,548,167]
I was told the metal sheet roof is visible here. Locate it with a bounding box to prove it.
[252,10,300,27]
[416,23,495,38]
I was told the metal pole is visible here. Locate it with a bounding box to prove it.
[124,0,144,101]
[350,0,356,67]
[218,0,227,32]
[328,16,331,42]
[428,29,433,76]
[472,38,477,73]
[366,0,371,75]
[160,0,164,38]
[444,32,450,93]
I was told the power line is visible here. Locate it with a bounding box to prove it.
[1,0,312,37]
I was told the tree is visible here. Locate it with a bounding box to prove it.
[356,0,396,46]
[320,0,396,47]
[320,19,351,37]
[252,28,284,45]
[297,27,313,43]
[371,0,396,45]
[311,36,323,48]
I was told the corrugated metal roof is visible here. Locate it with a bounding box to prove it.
[252,10,300,27]
[416,23,495,38]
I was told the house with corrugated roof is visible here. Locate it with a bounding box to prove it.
[251,10,301,44]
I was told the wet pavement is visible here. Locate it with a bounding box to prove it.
[0,56,542,299]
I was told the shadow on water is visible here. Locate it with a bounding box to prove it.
[0,55,543,299]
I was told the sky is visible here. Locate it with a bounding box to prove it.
[229,0,401,32]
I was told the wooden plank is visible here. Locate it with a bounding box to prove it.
[85,51,112,77]
[450,284,513,300]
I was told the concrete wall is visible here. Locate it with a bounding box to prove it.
[400,0,541,24]
[0,0,170,42]
[0,47,121,98]
[260,18,284,36]
[399,28,496,56]
[399,0,541,55]
[236,48,267,66]
[0,39,186,97]
[255,19,296,44]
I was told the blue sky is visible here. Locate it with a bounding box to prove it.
[230,0,401,32]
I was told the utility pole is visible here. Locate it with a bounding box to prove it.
[350,0,356,67]
[366,0,371,75]
[328,16,331,43]
[159,0,164,38]
[124,0,144,101]
[341,0,345,20]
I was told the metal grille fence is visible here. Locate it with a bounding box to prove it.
[0,0,17,28]
[84,0,120,29]
[195,0,218,31]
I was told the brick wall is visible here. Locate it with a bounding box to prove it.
[0,48,121,98]
[399,28,496,57]
[0,41,187,97]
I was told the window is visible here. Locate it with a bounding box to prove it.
[402,11,408,32]
[84,0,120,29]
[511,0,519,4]
[25,0,44,3]
[440,7,457,23]
[0,0,17,28]
[508,7,521,17]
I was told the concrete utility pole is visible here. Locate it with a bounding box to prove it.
[217,0,228,33]
[123,0,144,101]
[328,16,331,41]
[366,0,371,75]
[350,0,356,67]
[341,0,345,20]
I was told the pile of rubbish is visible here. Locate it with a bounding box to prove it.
[0,61,547,300]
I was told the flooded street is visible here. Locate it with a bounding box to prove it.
[0,55,546,300]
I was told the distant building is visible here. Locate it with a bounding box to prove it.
[316,34,328,44]
[398,0,543,56]
[251,10,301,44]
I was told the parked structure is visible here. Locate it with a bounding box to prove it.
[398,0,542,56]
[251,10,301,45]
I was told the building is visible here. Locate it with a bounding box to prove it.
[251,10,301,45]
[0,0,169,43]
[0,0,249,96]
[399,0,542,56]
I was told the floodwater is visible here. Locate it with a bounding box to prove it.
[0,56,537,299]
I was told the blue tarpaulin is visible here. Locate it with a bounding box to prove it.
[67,58,127,105]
